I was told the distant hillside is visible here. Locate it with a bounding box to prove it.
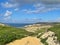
[36,22,60,25]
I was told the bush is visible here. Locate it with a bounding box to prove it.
[0,26,33,45]
[48,25,60,42]
[41,38,48,45]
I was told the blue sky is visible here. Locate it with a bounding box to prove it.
[0,0,60,23]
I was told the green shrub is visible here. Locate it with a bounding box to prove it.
[48,25,60,42]
[41,38,48,45]
[0,26,33,45]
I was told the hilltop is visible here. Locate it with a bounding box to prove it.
[36,22,60,25]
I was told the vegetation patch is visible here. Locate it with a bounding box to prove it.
[0,25,34,45]
[48,25,60,42]
[41,38,48,45]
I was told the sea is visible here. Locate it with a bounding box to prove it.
[4,23,34,27]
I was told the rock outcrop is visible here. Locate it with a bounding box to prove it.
[40,31,60,45]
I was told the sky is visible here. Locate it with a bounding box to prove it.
[0,0,60,23]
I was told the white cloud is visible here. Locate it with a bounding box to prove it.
[4,10,12,21]
[14,8,19,11]
[9,0,60,5]
[21,18,41,23]
[55,17,60,22]
[4,10,12,17]
[22,3,45,13]
[1,0,60,14]
[22,3,60,14]
[4,16,11,20]
[1,2,18,8]
[33,3,44,8]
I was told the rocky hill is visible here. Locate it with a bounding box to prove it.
[23,24,60,45]
[0,23,60,45]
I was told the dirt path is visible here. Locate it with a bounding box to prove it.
[6,36,43,45]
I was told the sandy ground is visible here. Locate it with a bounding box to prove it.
[6,36,43,45]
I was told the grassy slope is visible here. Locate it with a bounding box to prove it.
[48,25,60,42]
[0,25,34,45]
